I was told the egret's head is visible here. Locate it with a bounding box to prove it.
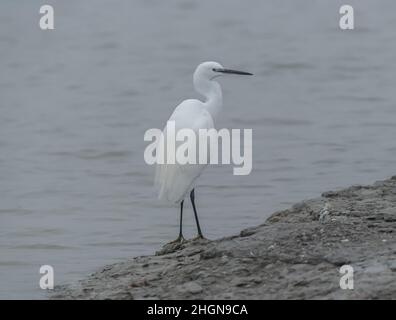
[194,61,253,82]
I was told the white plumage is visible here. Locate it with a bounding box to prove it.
[154,61,252,240]
[155,99,214,203]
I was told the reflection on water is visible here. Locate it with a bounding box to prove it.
[1,0,396,298]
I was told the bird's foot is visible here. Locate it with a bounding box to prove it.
[193,234,208,242]
[156,236,186,256]
[169,235,186,244]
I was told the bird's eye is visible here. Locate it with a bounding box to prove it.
[212,68,216,71]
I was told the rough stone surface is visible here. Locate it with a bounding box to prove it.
[51,177,396,299]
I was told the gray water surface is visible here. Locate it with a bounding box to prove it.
[1,0,396,299]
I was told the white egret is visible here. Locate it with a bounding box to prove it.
[155,61,252,242]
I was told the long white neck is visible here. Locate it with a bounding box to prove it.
[193,76,223,122]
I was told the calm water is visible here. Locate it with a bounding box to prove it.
[1,0,396,299]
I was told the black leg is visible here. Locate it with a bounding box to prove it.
[169,201,184,244]
[190,189,204,238]
[178,200,184,239]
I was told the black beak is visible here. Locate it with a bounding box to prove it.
[213,68,253,76]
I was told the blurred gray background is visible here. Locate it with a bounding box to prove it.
[1,0,395,298]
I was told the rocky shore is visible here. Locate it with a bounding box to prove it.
[52,177,396,299]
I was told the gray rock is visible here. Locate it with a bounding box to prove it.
[51,176,396,300]
[176,281,203,294]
